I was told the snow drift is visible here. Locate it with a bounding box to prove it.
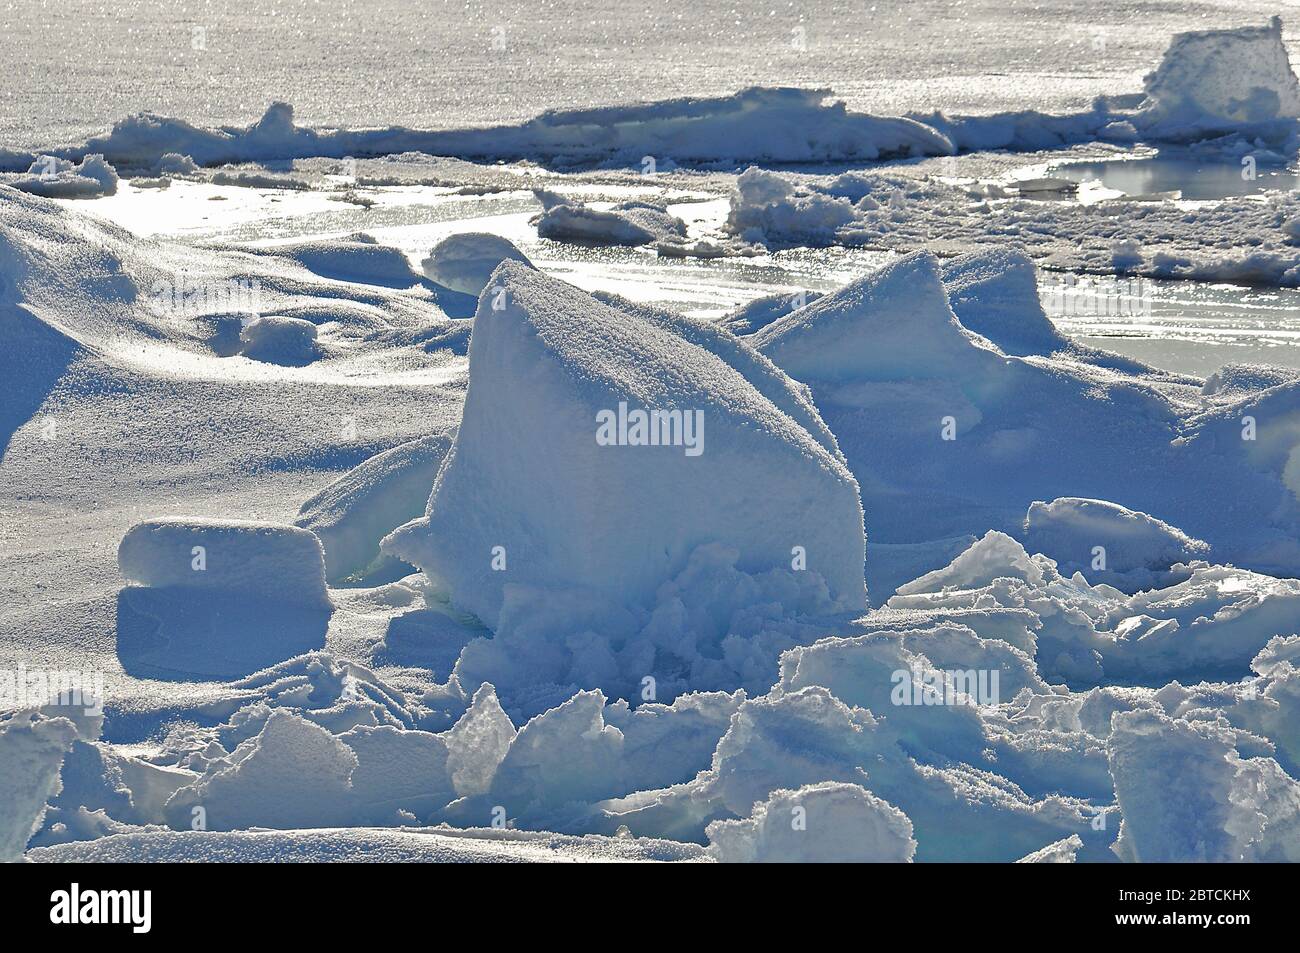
[939,247,1069,358]
[237,315,320,366]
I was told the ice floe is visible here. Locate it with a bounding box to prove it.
[725,165,1300,286]
[1,90,953,174]
[534,193,687,246]
[383,262,867,636]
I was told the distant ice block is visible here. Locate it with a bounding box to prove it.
[383,261,866,629]
[155,152,198,176]
[8,154,119,198]
[1136,16,1300,140]
[420,233,533,295]
[725,167,858,247]
[119,518,330,609]
[535,196,687,246]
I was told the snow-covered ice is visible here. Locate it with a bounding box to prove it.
[0,711,84,863]
[119,519,331,609]
[1022,497,1210,590]
[1137,16,1300,142]
[706,782,916,863]
[7,9,1300,868]
[382,261,867,633]
[420,233,533,296]
[4,154,119,199]
[535,193,688,246]
[296,430,457,582]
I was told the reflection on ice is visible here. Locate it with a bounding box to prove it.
[1051,151,1300,201]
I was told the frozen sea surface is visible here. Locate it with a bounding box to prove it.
[9,6,1300,866]
[0,0,1286,152]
